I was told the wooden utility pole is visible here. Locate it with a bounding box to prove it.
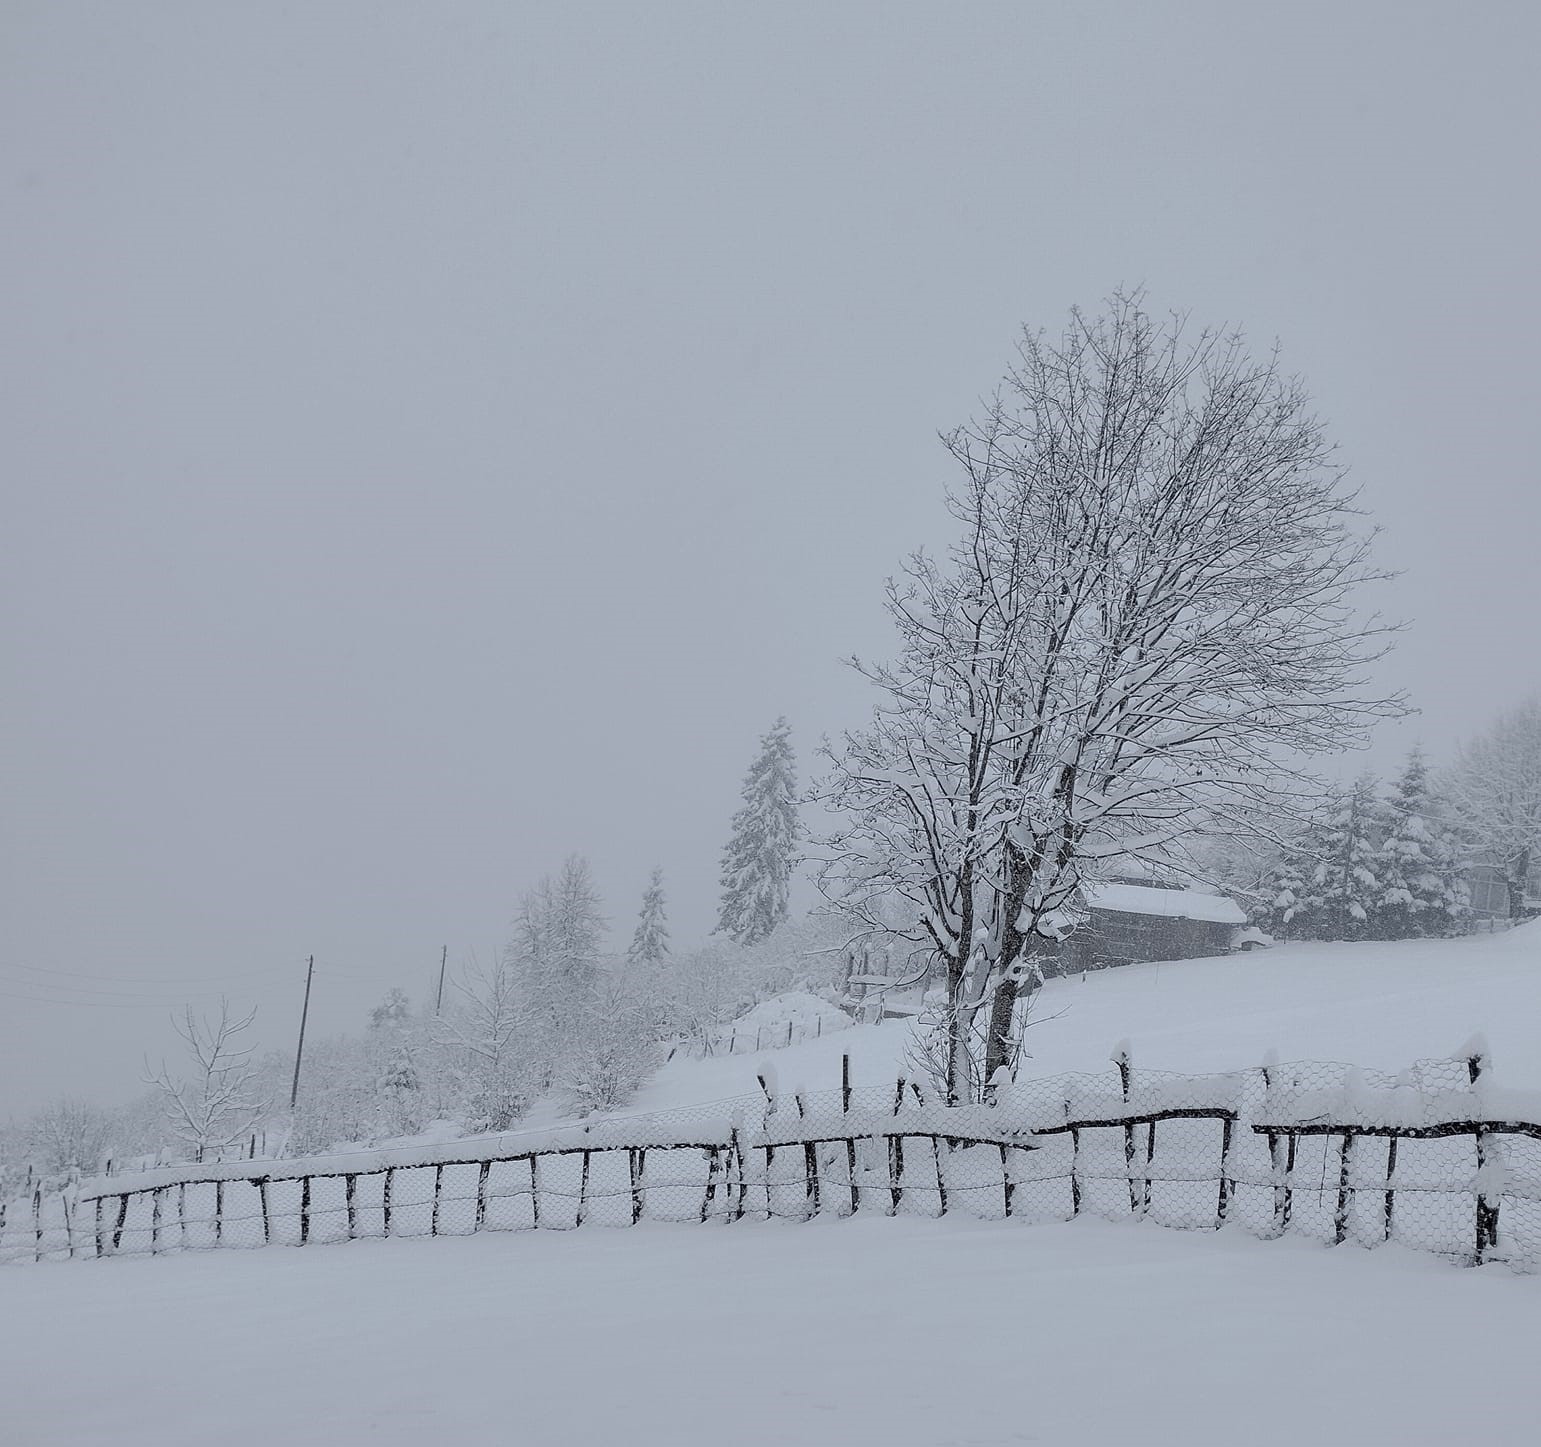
[289,954,315,1110]
[435,944,448,1015]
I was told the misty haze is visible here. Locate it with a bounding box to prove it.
[3,5,1539,1445]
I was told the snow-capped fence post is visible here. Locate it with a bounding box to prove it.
[999,1144,1014,1219]
[1332,1134,1353,1246]
[1381,1138,1397,1243]
[1216,1119,1234,1228]
[432,1164,445,1235]
[1068,1121,1081,1218]
[629,1149,644,1225]
[475,1161,491,1231]
[215,1180,225,1245]
[727,1130,745,1222]
[177,1183,188,1251]
[93,1195,105,1259]
[700,1148,719,1223]
[32,1187,42,1263]
[381,1170,393,1237]
[1261,1058,1286,1235]
[802,1142,820,1219]
[300,1175,312,1245]
[1114,1046,1138,1215]
[1141,1123,1157,1217]
[575,1152,590,1228]
[841,1054,852,1115]
[149,1187,162,1255]
[887,1079,905,1216]
[258,1178,272,1245]
[344,1175,356,1239]
[932,1137,948,1216]
[529,1157,541,1229]
[112,1194,128,1252]
[1468,1049,1500,1263]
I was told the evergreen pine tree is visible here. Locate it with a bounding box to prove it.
[514,854,606,1040]
[1256,848,1311,938]
[1308,774,1386,941]
[716,717,800,945]
[627,867,670,966]
[1379,748,1468,938]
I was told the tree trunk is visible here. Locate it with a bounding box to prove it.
[982,935,1054,1089]
[1507,846,1531,920]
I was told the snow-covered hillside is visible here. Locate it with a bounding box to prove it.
[633,922,1541,1111]
[6,1216,1535,1447]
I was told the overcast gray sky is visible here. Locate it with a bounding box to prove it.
[4,2,1538,1115]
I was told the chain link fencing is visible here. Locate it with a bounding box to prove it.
[6,1050,1538,1272]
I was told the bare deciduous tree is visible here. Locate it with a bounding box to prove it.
[818,293,1404,1101]
[144,1000,267,1162]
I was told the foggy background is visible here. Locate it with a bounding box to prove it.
[4,1,1537,1114]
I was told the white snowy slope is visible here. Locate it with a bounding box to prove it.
[4,1216,1535,1447]
[631,921,1541,1110]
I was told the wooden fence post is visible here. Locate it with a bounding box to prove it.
[94,1196,105,1259]
[1469,1053,1500,1263]
[33,1187,43,1263]
[432,1164,445,1235]
[344,1175,356,1239]
[1382,1137,1397,1243]
[1216,1118,1234,1227]
[842,1054,852,1115]
[1115,1049,1138,1214]
[999,1143,1014,1219]
[215,1180,224,1245]
[258,1178,271,1245]
[1282,1135,1297,1230]
[112,1194,129,1252]
[1069,1127,1081,1218]
[932,1136,948,1216]
[530,1157,541,1229]
[178,1182,188,1251]
[150,1187,162,1255]
[475,1161,491,1232]
[381,1169,393,1237]
[630,1149,644,1226]
[701,1147,719,1223]
[1262,1060,1286,1235]
[300,1176,312,1245]
[1142,1121,1156,1216]
[1333,1133,1353,1246]
[728,1130,745,1222]
[803,1142,820,1219]
[576,1152,591,1228]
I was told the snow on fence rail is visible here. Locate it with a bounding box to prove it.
[7,1047,1539,1273]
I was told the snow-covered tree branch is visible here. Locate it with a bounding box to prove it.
[816,292,1405,1101]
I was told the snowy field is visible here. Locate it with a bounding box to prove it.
[632,923,1541,1111]
[5,1213,1536,1446]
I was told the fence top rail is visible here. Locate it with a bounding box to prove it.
[1250,1118,1541,1142]
[74,1105,1251,1202]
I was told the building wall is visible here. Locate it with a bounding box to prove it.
[1055,910,1234,975]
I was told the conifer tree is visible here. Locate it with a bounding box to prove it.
[716,717,800,945]
[1256,848,1310,938]
[514,854,606,1039]
[1379,748,1469,938]
[627,867,670,966]
[1308,774,1385,941]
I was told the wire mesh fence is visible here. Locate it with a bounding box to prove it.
[6,1050,1538,1273]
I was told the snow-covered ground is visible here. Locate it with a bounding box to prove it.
[5,1214,1535,1446]
[631,922,1541,1111]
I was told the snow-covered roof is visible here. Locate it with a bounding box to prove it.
[1082,882,1247,926]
